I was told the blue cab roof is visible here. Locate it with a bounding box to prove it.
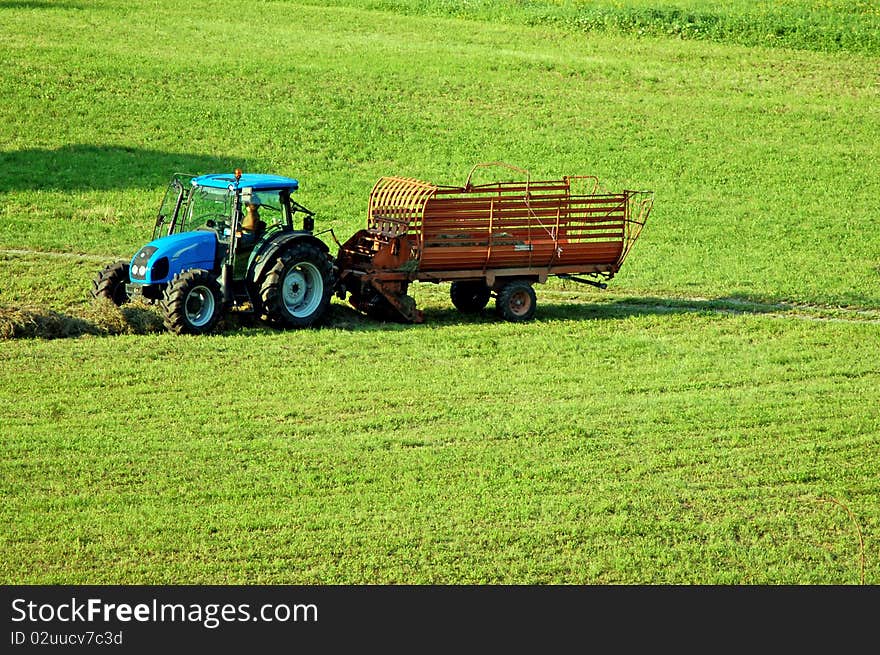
[191,173,299,192]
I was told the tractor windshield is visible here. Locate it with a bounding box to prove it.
[181,186,235,235]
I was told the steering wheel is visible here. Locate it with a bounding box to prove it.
[201,218,230,234]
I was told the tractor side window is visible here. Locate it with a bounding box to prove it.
[251,191,283,228]
[183,187,234,235]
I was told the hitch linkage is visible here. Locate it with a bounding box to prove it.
[556,274,608,290]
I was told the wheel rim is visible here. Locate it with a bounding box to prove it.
[508,289,532,317]
[184,285,215,327]
[282,262,323,318]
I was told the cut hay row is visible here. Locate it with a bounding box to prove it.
[0,300,164,340]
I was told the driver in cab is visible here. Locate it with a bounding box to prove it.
[238,193,266,246]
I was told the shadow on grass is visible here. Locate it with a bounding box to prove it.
[321,295,804,331]
[0,145,254,193]
[413,296,783,326]
[535,296,786,323]
[3,294,876,340]
[356,294,880,328]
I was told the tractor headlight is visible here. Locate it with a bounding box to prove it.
[131,246,158,281]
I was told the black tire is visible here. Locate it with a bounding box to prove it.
[260,241,333,328]
[91,260,130,306]
[450,280,491,314]
[495,279,537,322]
[160,269,223,335]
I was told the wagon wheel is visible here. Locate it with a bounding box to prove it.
[495,279,537,322]
[450,280,490,314]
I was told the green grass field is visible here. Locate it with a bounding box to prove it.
[1,0,878,583]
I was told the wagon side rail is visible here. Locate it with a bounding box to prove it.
[422,178,572,272]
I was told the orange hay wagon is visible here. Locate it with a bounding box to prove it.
[334,163,653,322]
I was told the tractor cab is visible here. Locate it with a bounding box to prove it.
[155,172,313,238]
[151,172,313,271]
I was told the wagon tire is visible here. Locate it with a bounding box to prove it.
[91,260,130,306]
[160,269,222,335]
[495,279,537,322]
[450,280,491,314]
[260,242,333,328]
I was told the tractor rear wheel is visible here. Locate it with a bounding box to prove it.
[450,280,490,314]
[161,269,223,335]
[260,242,333,328]
[495,279,537,322]
[91,260,130,306]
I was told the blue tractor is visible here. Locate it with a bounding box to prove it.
[92,170,334,334]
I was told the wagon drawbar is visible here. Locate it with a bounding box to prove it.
[334,162,654,322]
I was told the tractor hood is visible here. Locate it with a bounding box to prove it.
[129,230,218,285]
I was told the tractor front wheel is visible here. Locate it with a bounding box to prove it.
[161,269,223,335]
[495,279,537,322]
[260,242,333,328]
[91,260,130,306]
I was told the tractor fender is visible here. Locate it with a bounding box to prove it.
[249,231,330,284]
